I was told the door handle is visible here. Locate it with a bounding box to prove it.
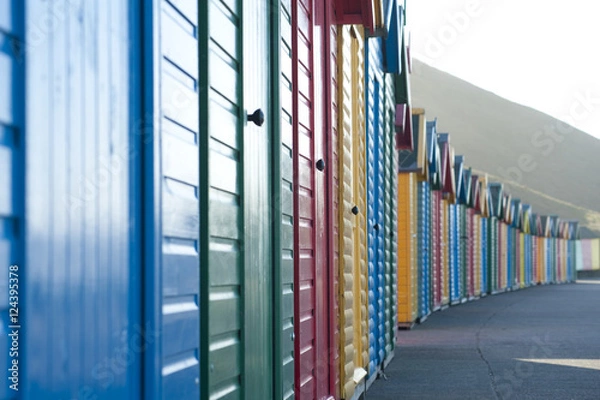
[247,109,265,126]
[316,159,325,171]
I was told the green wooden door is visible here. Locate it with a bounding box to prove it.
[199,1,293,398]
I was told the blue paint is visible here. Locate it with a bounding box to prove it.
[143,1,201,398]
[0,2,24,398]
[481,218,488,295]
[449,204,461,303]
[24,1,141,398]
[383,0,403,74]
[366,36,386,376]
[418,182,431,317]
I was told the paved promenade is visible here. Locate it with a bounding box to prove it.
[369,279,600,399]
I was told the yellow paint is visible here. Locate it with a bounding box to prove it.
[397,173,418,323]
[592,239,600,270]
[541,238,548,283]
[520,233,525,288]
[411,175,419,318]
[337,24,368,399]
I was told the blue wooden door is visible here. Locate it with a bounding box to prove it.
[24,1,141,398]
[366,36,385,377]
[418,181,431,317]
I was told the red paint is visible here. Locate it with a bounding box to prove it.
[466,208,474,298]
[292,0,336,398]
[395,104,413,150]
[516,230,521,286]
[335,0,376,30]
[325,0,340,395]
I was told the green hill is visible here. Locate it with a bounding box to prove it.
[410,59,600,238]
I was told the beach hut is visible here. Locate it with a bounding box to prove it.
[438,133,454,307]
[428,125,443,311]
[439,135,459,304]
[479,176,490,296]
[471,175,482,297]
[522,204,533,287]
[454,156,467,302]
[488,183,503,293]
[462,168,475,299]
[396,101,425,329]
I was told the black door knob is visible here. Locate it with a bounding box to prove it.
[247,109,265,126]
[316,159,325,171]
[374,223,380,231]
[351,206,359,215]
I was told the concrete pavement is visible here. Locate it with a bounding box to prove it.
[368,279,600,400]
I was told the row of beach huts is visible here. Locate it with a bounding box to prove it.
[0,0,589,399]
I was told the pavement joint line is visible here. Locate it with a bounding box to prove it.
[475,299,522,400]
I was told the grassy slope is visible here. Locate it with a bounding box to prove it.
[410,59,600,238]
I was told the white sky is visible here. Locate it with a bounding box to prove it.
[407,0,600,139]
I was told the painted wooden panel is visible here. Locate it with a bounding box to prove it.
[449,204,460,304]
[417,181,431,317]
[397,173,417,324]
[481,217,488,295]
[546,238,552,283]
[337,24,368,399]
[457,204,466,300]
[531,235,540,285]
[292,0,335,397]
[441,199,450,305]
[25,1,140,398]
[556,238,562,282]
[538,237,545,283]
[542,238,549,283]
[203,0,288,397]
[431,190,442,310]
[0,2,23,398]
[473,214,481,297]
[353,24,370,386]
[337,24,357,399]
[488,218,498,293]
[523,234,528,286]
[576,240,584,271]
[498,221,505,291]
[365,34,386,376]
[326,1,341,395]
[279,1,297,397]
[383,72,397,365]
[411,175,419,318]
[519,233,526,288]
[466,207,475,299]
[506,226,513,289]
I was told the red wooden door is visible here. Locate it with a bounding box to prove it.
[468,208,475,298]
[292,0,336,398]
